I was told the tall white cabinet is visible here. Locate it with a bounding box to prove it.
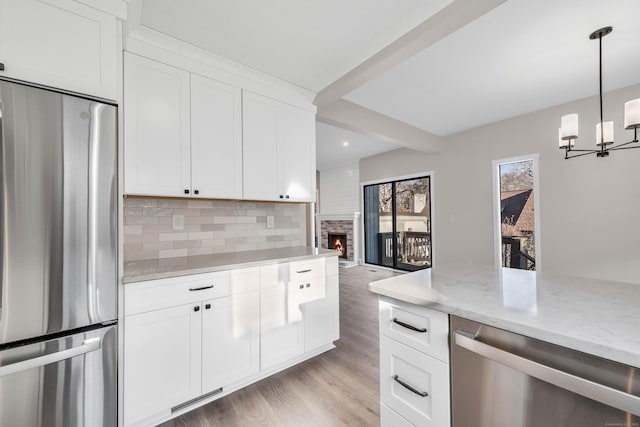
[243,91,316,202]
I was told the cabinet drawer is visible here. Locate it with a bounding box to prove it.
[379,297,449,363]
[289,257,326,282]
[125,271,231,315]
[380,403,414,427]
[380,336,450,427]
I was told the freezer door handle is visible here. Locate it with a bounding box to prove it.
[454,330,640,416]
[0,337,102,378]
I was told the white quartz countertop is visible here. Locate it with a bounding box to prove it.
[124,246,339,283]
[369,263,640,368]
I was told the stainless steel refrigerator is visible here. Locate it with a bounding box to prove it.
[0,79,117,427]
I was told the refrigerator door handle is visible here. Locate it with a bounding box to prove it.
[0,337,102,378]
[454,330,640,416]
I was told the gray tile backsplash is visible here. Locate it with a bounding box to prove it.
[123,197,307,261]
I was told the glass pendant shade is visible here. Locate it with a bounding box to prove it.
[560,114,579,140]
[596,121,614,146]
[624,98,640,129]
[558,128,575,148]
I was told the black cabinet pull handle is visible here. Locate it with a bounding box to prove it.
[0,63,4,71]
[194,189,199,195]
[184,189,190,194]
[189,285,214,291]
[305,283,310,288]
[205,303,211,310]
[285,195,290,199]
[299,284,304,289]
[296,269,312,274]
[392,318,427,333]
[194,306,200,312]
[393,375,428,397]
[279,195,284,199]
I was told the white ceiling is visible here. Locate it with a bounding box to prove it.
[140,0,452,92]
[316,122,397,171]
[137,0,640,159]
[345,0,640,136]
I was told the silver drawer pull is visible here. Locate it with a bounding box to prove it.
[296,269,312,273]
[189,285,214,291]
[392,318,427,333]
[393,375,428,397]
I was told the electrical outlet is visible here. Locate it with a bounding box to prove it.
[172,214,184,230]
[266,215,275,229]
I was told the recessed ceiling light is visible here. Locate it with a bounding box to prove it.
[342,141,349,147]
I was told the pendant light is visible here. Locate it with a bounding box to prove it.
[558,27,640,159]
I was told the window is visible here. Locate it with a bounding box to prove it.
[363,175,432,271]
[492,155,541,271]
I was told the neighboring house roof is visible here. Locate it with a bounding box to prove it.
[501,189,534,236]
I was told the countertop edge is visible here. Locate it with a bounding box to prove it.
[369,280,640,369]
[124,248,339,284]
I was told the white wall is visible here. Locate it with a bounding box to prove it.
[360,83,640,284]
[319,163,360,214]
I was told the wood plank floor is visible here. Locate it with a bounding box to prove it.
[161,265,401,427]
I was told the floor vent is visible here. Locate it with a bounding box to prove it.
[171,387,223,413]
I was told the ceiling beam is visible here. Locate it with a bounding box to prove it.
[314,0,508,108]
[317,100,443,154]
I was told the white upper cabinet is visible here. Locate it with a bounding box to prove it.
[124,54,244,199]
[243,91,316,202]
[123,51,315,201]
[242,92,280,201]
[124,53,191,197]
[281,103,316,202]
[191,74,243,199]
[0,0,119,100]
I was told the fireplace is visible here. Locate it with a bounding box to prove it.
[328,233,348,259]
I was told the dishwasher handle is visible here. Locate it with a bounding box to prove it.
[454,330,640,416]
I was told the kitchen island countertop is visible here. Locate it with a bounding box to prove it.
[369,263,640,368]
[124,246,339,283]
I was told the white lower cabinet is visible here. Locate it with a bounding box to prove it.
[303,273,339,352]
[259,263,305,370]
[379,297,450,427]
[124,303,202,426]
[124,268,260,426]
[124,256,339,426]
[202,292,260,394]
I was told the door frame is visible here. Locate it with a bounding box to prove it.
[360,171,435,271]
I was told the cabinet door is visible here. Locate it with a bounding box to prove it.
[280,103,316,202]
[380,336,450,427]
[303,275,339,352]
[0,0,118,100]
[124,303,202,426]
[201,292,260,394]
[124,53,191,197]
[191,74,242,199]
[242,91,280,201]
[260,263,305,370]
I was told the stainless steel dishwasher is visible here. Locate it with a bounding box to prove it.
[451,316,640,427]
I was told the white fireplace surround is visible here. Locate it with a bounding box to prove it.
[317,212,361,266]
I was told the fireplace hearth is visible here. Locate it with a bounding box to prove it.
[328,233,348,259]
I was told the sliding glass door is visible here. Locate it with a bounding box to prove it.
[364,176,431,271]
